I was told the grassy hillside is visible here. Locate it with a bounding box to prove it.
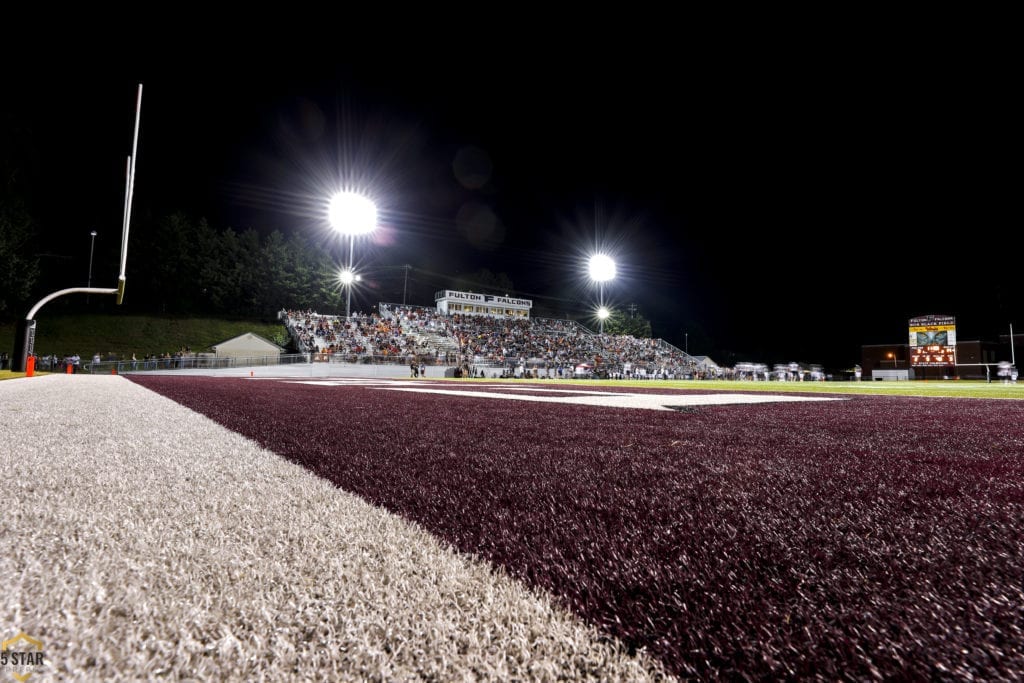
[0,315,289,359]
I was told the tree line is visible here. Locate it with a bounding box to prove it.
[127,213,343,318]
[0,210,344,321]
[2,206,654,337]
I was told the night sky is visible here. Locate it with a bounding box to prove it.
[4,27,1019,368]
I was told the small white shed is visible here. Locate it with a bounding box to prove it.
[211,333,284,363]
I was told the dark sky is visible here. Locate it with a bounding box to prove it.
[5,27,1019,368]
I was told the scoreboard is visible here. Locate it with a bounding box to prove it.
[908,315,956,367]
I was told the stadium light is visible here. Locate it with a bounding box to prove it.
[338,269,362,286]
[87,230,97,303]
[588,254,616,283]
[329,191,377,318]
[588,254,616,334]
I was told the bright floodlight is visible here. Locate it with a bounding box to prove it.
[597,306,610,320]
[329,192,377,235]
[339,269,355,285]
[588,253,616,282]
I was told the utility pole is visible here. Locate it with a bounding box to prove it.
[628,303,637,318]
[87,230,97,302]
[1012,322,1016,367]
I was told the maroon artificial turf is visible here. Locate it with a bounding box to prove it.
[131,376,1024,680]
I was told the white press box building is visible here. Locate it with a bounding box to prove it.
[434,290,532,319]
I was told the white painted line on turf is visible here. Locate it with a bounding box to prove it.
[282,380,618,392]
[285,379,425,387]
[375,387,844,411]
[460,385,626,395]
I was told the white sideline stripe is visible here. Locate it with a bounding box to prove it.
[0,375,671,681]
[377,387,843,411]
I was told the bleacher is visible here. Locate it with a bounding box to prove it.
[281,304,701,377]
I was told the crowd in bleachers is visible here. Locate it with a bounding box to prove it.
[282,305,704,378]
[283,309,435,362]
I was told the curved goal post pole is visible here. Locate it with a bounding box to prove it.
[11,287,119,372]
[10,84,142,373]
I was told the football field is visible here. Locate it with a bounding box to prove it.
[2,374,1022,680]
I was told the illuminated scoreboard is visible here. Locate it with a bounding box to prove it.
[908,314,957,367]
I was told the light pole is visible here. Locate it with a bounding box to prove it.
[887,351,897,369]
[588,253,616,334]
[328,191,377,318]
[338,268,362,309]
[87,230,97,302]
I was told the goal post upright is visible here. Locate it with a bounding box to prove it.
[10,84,143,372]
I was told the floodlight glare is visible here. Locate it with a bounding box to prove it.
[329,191,377,318]
[588,253,616,334]
[588,254,616,282]
[328,192,377,235]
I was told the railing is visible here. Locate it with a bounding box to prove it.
[654,338,696,363]
[80,352,462,374]
[532,317,597,335]
[82,354,311,374]
[379,302,437,320]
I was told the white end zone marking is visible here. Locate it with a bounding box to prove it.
[377,387,843,411]
[277,379,845,411]
[284,379,425,387]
